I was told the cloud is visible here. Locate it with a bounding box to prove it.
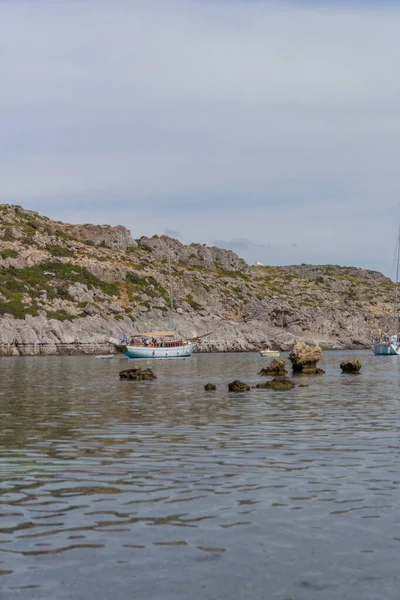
[214,238,267,251]
[1,0,400,275]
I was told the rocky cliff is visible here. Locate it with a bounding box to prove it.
[0,204,396,355]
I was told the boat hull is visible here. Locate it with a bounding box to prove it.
[372,343,400,355]
[123,342,197,359]
[260,350,280,357]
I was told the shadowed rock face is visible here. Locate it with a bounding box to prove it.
[340,359,362,373]
[253,377,295,391]
[119,367,156,380]
[228,380,250,392]
[289,339,324,374]
[259,359,287,376]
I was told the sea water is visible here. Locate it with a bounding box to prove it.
[0,351,399,600]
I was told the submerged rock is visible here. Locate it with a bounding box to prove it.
[119,367,156,380]
[289,339,324,374]
[228,380,250,392]
[253,377,295,391]
[259,359,287,376]
[340,359,362,373]
[305,368,325,375]
[204,383,217,391]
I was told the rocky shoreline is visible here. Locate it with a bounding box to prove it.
[0,312,370,357]
[0,204,395,355]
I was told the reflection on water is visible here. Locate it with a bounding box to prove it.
[0,351,400,599]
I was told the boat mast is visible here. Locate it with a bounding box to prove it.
[396,226,400,337]
[167,239,174,311]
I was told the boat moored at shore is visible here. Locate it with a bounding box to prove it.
[113,331,209,359]
[372,225,400,356]
[372,335,400,355]
[260,348,280,357]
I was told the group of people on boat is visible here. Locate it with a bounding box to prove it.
[374,333,398,344]
[120,334,186,348]
[138,337,186,348]
[372,333,400,351]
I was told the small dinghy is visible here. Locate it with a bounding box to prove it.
[260,348,280,358]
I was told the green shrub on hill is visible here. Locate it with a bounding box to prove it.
[2,227,15,241]
[0,249,19,259]
[0,261,119,302]
[186,294,202,311]
[46,310,81,321]
[0,300,39,319]
[47,246,72,258]
[125,272,168,301]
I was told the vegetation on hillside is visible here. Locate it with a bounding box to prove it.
[0,204,396,343]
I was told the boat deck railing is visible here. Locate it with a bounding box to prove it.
[128,340,188,348]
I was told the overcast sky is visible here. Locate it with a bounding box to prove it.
[1,0,400,276]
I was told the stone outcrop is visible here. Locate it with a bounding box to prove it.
[289,339,324,374]
[204,383,217,390]
[139,235,248,273]
[259,359,287,376]
[119,367,156,380]
[253,377,295,391]
[340,359,362,373]
[66,224,135,250]
[0,204,398,356]
[228,380,250,392]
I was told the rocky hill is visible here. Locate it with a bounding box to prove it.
[0,204,396,355]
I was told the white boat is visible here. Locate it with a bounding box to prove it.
[372,226,400,355]
[113,242,210,359]
[372,337,400,355]
[260,348,280,357]
[114,331,203,359]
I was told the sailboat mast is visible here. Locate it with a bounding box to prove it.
[167,240,174,311]
[395,226,400,337]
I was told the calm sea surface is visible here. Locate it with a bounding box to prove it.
[0,351,399,600]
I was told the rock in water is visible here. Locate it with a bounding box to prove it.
[204,383,217,391]
[340,359,362,373]
[259,359,287,376]
[253,377,295,391]
[119,367,156,380]
[289,339,324,374]
[228,380,250,392]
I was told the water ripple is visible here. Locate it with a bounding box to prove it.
[0,351,400,599]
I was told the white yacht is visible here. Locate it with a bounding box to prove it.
[372,335,400,356]
[372,226,400,356]
[114,331,199,359]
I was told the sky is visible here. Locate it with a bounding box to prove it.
[1,0,400,276]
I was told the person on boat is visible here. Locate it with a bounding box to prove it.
[120,334,127,344]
